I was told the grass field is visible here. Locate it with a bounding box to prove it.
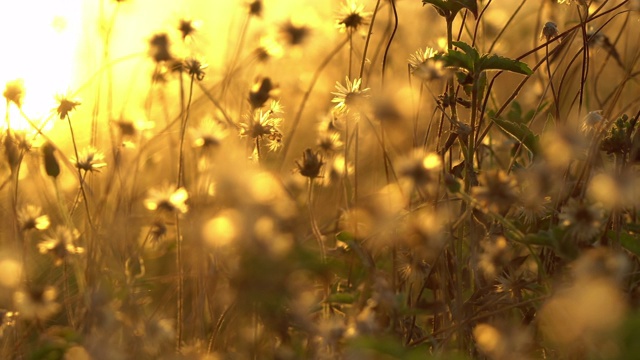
[1,0,640,358]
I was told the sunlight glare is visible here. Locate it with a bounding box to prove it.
[0,0,81,132]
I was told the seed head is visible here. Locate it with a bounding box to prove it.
[3,79,25,108]
[55,93,81,120]
[541,22,560,42]
[149,33,172,63]
[296,148,324,179]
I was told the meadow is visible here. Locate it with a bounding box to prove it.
[1,0,640,358]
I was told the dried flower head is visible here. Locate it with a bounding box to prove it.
[296,148,324,179]
[149,33,172,63]
[336,1,372,33]
[248,0,263,17]
[397,149,442,197]
[472,170,519,215]
[38,226,84,265]
[144,185,189,214]
[317,131,343,155]
[3,79,25,108]
[182,58,207,81]
[280,19,310,46]
[541,21,560,42]
[13,286,60,320]
[254,36,284,62]
[55,93,81,120]
[178,18,200,40]
[249,77,278,109]
[331,77,370,114]
[191,117,228,149]
[72,146,107,173]
[581,110,604,132]
[17,205,50,231]
[559,198,605,244]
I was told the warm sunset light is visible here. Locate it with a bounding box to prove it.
[1,1,640,358]
[0,0,81,132]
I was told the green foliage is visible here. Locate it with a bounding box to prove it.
[422,0,478,19]
[601,114,634,155]
[490,115,540,156]
[436,41,533,78]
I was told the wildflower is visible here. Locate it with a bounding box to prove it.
[55,93,81,120]
[541,22,559,42]
[249,77,277,109]
[13,286,61,320]
[182,58,207,81]
[296,148,324,179]
[149,33,172,63]
[581,110,604,132]
[248,0,262,17]
[71,146,107,173]
[38,226,84,265]
[397,149,442,197]
[336,1,372,33]
[516,193,550,224]
[559,198,604,244]
[144,185,189,214]
[280,19,310,46]
[317,131,343,155]
[401,209,446,264]
[3,79,25,108]
[191,117,227,149]
[331,77,370,114]
[239,109,284,152]
[471,170,518,215]
[254,36,284,62]
[17,205,50,231]
[408,47,445,81]
[178,18,200,41]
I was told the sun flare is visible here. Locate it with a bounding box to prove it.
[0,0,81,132]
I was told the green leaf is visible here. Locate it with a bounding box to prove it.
[491,116,540,156]
[435,49,474,74]
[523,230,555,247]
[478,54,533,75]
[610,230,640,257]
[422,0,479,18]
[454,0,479,18]
[327,293,357,305]
[452,41,480,63]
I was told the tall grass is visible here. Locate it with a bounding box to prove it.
[1,0,640,359]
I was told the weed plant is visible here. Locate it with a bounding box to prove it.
[1,0,640,359]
